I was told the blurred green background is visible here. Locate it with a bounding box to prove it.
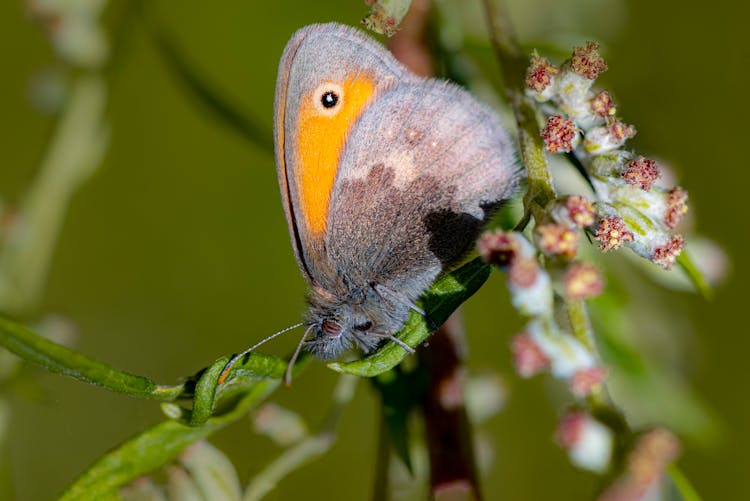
[1,0,747,499]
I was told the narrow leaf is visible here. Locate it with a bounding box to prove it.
[0,316,181,400]
[190,353,291,426]
[329,258,491,377]
[59,379,279,501]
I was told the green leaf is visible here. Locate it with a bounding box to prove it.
[189,353,292,426]
[58,379,280,501]
[0,316,181,401]
[329,258,491,377]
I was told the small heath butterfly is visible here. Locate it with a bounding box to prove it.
[226,23,519,382]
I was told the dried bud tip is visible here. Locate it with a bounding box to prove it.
[591,90,616,118]
[665,187,688,229]
[571,41,608,80]
[478,230,519,267]
[565,195,596,228]
[527,51,559,92]
[542,114,580,153]
[595,216,634,252]
[651,235,685,269]
[570,367,607,396]
[509,256,540,288]
[565,262,604,300]
[622,157,660,190]
[511,333,550,378]
[536,222,579,258]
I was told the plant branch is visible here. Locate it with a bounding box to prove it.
[482,0,556,215]
[419,313,481,501]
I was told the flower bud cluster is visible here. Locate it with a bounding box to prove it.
[478,230,606,396]
[26,0,109,68]
[527,43,689,269]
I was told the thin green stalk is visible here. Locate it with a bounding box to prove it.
[242,375,358,501]
[667,464,704,501]
[482,0,556,214]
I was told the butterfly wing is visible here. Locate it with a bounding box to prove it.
[324,80,519,299]
[274,23,410,283]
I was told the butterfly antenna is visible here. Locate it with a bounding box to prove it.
[218,322,304,384]
[284,324,314,386]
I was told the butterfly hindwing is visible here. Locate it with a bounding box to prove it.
[324,80,519,297]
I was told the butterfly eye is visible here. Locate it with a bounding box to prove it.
[321,319,342,336]
[354,321,373,332]
[321,91,339,108]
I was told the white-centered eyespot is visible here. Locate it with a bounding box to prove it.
[312,82,344,116]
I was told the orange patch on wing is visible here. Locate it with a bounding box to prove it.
[296,74,376,234]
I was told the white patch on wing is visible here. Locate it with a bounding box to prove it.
[385,149,419,188]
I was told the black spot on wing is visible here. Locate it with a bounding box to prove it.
[423,200,504,267]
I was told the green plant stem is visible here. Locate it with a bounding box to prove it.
[242,375,357,501]
[667,464,704,501]
[482,0,556,218]
[564,298,615,411]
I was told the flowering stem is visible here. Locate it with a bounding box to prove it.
[564,298,611,409]
[482,0,556,217]
[565,299,595,353]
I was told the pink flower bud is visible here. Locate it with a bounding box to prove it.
[536,222,579,258]
[565,195,596,228]
[542,114,580,153]
[557,411,613,473]
[477,230,520,267]
[595,216,634,252]
[664,187,688,229]
[622,157,660,191]
[565,263,605,299]
[509,256,539,288]
[571,41,608,80]
[511,333,551,377]
[651,235,685,269]
[590,90,616,118]
[570,367,607,396]
[526,51,559,93]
